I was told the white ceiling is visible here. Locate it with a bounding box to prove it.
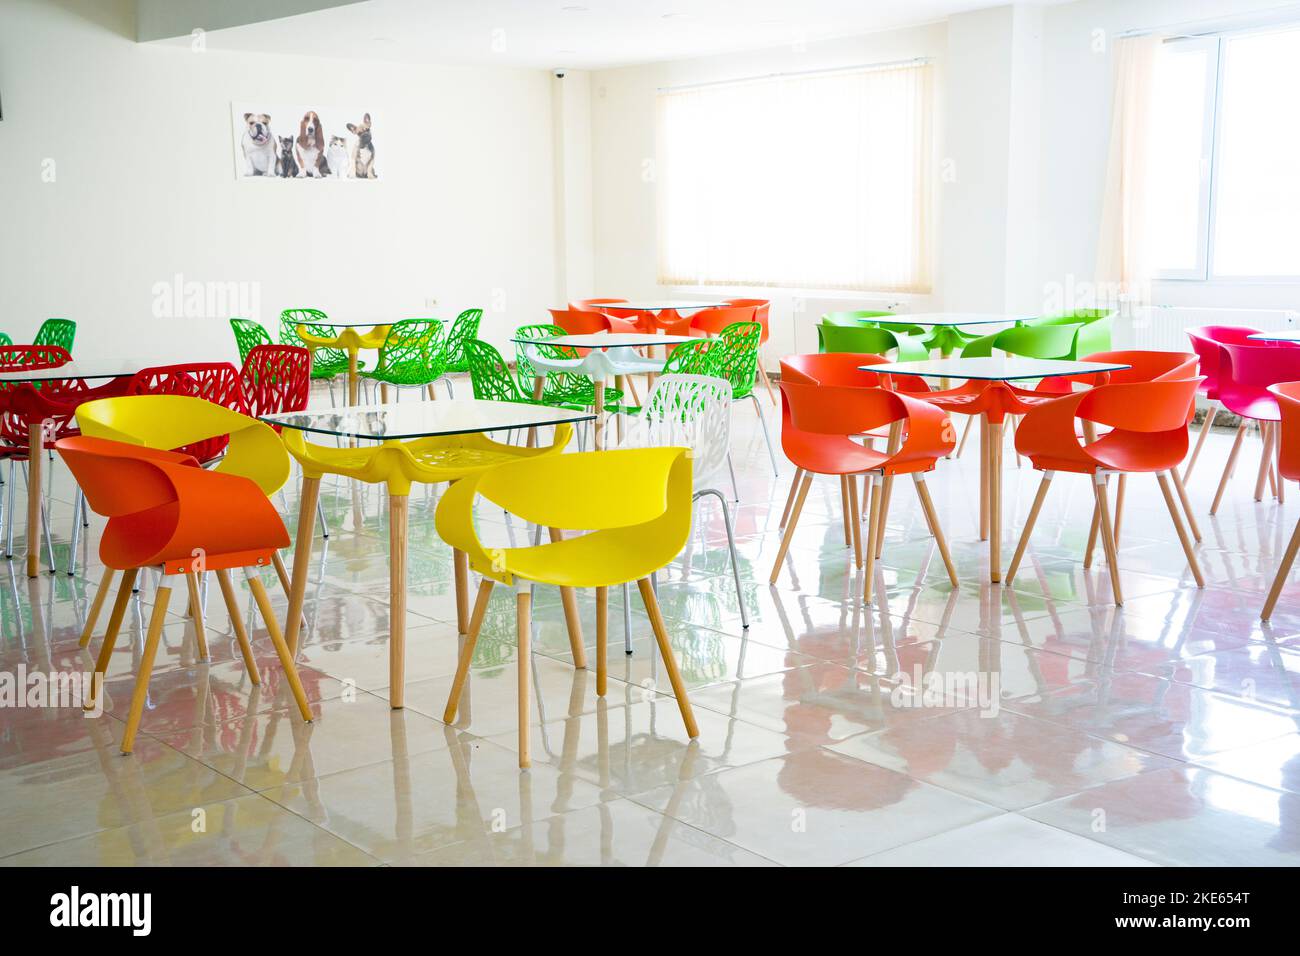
[176,0,1072,71]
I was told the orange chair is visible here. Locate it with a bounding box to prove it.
[55,435,313,754]
[570,299,643,333]
[1005,377,1206,606]
[771,378,958,608]
[1262,381,1300,620]
[549,307,612,337]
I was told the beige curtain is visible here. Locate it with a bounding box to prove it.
[656,61,934,293]
[1096,35,1161,305]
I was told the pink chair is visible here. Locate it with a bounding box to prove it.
[1184,325,1278,481]
[1210,340,1300,514]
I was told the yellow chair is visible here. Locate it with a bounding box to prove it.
[436,446,700,768]
[74,395,295,664]
[277,422,582,708]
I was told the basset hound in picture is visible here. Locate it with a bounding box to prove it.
[295,110,330,177]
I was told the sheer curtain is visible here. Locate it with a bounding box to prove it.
[1096,35,1161,303]
[656,61,934,293]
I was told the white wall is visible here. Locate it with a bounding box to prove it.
[0,0,559,367]
[587,22,948,361]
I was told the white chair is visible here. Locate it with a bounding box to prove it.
[618,373,749,649]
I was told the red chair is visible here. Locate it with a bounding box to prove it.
[55,435,312,754]
[1262,381,1300,620]
[771,377,957,608]
[725,298,775,403]
[125,362,247,464]
[240,344,311,421]
[1005,377,1206,606]
[1208,341,1300,514]
[549,307,612,337]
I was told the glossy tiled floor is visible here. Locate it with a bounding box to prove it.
[2,383,1299,866]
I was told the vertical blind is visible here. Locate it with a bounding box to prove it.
[656,60,934,293]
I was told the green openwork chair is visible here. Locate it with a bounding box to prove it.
[230,318,273,363]
[33,319,76,352]
[604,339,717,419]
[0,333,10,348]
[434,308,484,390]
[280,308,361,401]
[817,321,930,361]
[709,321,779,475]
[360,318,446,401]
[512,324,624,411]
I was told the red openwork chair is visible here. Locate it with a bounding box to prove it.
[240,345,311,421]
[771,377,957,607]
[56,435,312,754]
[125,362,248,464]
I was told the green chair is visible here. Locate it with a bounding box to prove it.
[0,333,10,348]
[961,310,1113,360]
[464,339,529,404]
[512,324,623,410]
[230,318,273,363]
[605,339,717,418]
[360,318,446,400]
[1026,309,1114,357]
[436,308,484,384]
[817,322,930,361]
[33,319,75,352]
[280,309,360,401]
[709,321,779,475]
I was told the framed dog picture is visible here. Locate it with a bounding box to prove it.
[230,104,378,181]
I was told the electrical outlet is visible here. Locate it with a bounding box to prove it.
[425,297,437,311]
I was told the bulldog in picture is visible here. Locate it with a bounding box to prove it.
[241,112,277,176]
[346,112,377,179]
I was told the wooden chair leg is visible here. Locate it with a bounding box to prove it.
[1157,472,1204,588]
[85,567,139,710]
[1211,422,1247,515]
[596,586,609,697]
[956,415,974,459]
[875,422,902,559]
[215,568,260,684]
[638,578,699,738]
[1184,401,1218,482]
[247,569,313,722]
[184,571,209,661]
[769,472,813,584]
[1262,514,1300,620]
[778,468,804,529]
[1113,474,1127,548]
[122,581,171,754]
[453,547,470,635]
[914,474,958,587]
[863,474,884,606]
[549,527,586,669]
[847,475,862,569]
[516,589,532,769]
[78,566,117,649]
[1170,468,1201,542]
[1255,419,1275,502]
[444,578,494,722]
[1093,475,1124,605]
[840,476,852,547]
[1006,471,1053,584]
[1084,497,1101,568]
[757,355,776,406]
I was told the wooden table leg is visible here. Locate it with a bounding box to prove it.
[284,475,321,656]
[526,375,544,448]
[978,415,989,542]
[27,422,42,578]
[615,375,626,444]
[990,419,1003,583]
[594,380,606,450]
[389,492,409,709]
[347,349,359,406]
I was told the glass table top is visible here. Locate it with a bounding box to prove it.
[606,301,729,312]
[513,332,698,349]
[1247,331,1300,342]
[879,312,1032,327]
[0,360,139,384]
[259,399,595,440]
[293,320,393,328]
[867,357,1132,381]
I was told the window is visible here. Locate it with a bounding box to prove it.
[656,61,934,293]
[1150,25,1300,280]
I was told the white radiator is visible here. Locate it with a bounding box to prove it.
[1124,306,1299,351]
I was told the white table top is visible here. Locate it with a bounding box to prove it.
[513,332,698,349]
[0,360,139,384]
[1247,331,1300,342]
[868,357,1132,381]
[260,399,594,441]
[881,312,1032,327]
[606,301,729,312]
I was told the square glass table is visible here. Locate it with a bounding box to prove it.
[260,399,596,708]
[0,360,140,576]
[867,357,1131,583]
[1247,331,1300,342]
[608,301,729,312]
[884,313,1031,328]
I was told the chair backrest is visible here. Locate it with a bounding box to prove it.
[229,318,273,363]
[376,318,445,377]
[123,362,249,464]
[33,318,76,352]
[817,323,906,356]
[280,307,349,374]
[725,299,770,344]
[549,308,610,336]
[571,298,638,319]
[1219,340,1300,393]
[77,393,289,496]
[691,306,757,337]
[55,434,286,572]
[985,323,1082,360]
[0,333,11,347]
[781,352,888,388]
[1027,309,1112,327]
[441,308,484,372]
[514,323,595,400]
[1185,325,1270,396]
[1270,381,1300,482]
[622,374,731,489]
[0,345,71,371]
[661,339,715,376]
[1036,349,1199,393]
[1077,378,1205,434]
[709,321,762,398]
[821,310,895,327]
[780,380,954,466]
[464,339,524,403]
[241,344,311,420]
